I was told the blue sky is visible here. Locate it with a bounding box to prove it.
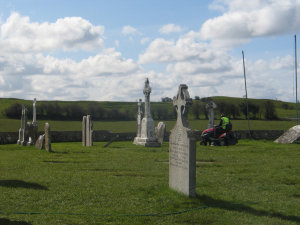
[0,0,299,102]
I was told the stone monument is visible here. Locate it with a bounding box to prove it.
[169,84,196,197]
[206,101,217,129]
[274,125,300,144]
[17,105,28,146]
[82,115,93,146]
[133,78,160,147]
[44,123,51,152]
[155,121,166,145]
[135,99,143,139]
[27,98,39,146]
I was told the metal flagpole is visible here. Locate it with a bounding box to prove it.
[242,50,251,136]
[295,35,299,125]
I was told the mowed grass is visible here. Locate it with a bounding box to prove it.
[0,140,300,225]
[0,118,298,132]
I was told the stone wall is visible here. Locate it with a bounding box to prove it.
[0,130,285,145]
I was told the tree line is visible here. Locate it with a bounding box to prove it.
[191,98,279,120]
[4,98,280,121]
[3,102,177,121]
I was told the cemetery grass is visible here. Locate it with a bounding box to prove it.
[0,141,300,225]
[0,118,297,132]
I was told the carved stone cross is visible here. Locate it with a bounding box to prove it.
[173,84,192,127]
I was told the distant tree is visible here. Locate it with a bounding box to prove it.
[4,103,22,119]
[161,97,172,102]
[192,100,201,120]
[239,102,259,119]
[194,96,200,100]
[264,100,278,120]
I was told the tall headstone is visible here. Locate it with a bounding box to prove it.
[155,121,166,145]
[32,98,37,125]
[206,101,217,129]
[169,84,196,197]
[17,106,25,145]
[133,78,160,147]
[86,115,93,146]
[82,116,87,146]
[136,99,143,138]
[17,105,29,146]
[44,123,51,152]
[82,115,93,146]
[27,98,39,146]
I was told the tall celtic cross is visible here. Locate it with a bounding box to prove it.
[173,84,192,127]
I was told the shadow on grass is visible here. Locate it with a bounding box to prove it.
[0,218,32,225]
[196,194,300,223]
[0,180,48,190]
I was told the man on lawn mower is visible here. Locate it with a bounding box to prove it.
[214,113,231,138]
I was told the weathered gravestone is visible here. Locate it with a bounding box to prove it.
[27,98,38,146]
[206,101,217,129]
[169,84,196,197]
[274,125,300,144]
[82,115,93,146]
[155,121,166,145]
[135,99,143,139]
[133,78,160,147]
[35,134,45,150]
[44,123,51,152]
[17,105,30,146]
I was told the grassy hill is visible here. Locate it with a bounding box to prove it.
[0,97,298,132]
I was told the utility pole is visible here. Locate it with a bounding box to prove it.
[295,35,299,125]
[242,51,251,136]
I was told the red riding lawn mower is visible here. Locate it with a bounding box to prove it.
[200,124,238,146]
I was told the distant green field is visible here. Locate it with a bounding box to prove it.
[0,140,299,225]
[0,118,297,132]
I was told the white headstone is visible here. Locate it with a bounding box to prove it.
[169,84,196,197]
[206,101,217,129]
[155,121,166,145]
[133,78,160,147]
[82,115,93,147]
[82,116,87,146]
[136,99,143,138]
[274,125,300,143]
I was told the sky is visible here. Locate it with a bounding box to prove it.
[0,0,299,102]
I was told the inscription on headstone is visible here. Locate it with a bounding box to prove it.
[169,84,196,197]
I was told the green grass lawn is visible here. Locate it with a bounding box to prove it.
[0,118,298,132]
[0,140,300,225]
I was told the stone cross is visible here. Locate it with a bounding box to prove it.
[133,78,160,147]
[206,101,217,129]
[143,78,151,118]
[169,84,196,197]
[44,123,51,152]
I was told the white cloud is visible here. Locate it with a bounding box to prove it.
[122,25,141,36]
[200,0,300,47]
[140,37,150,45]
[159,24,183,34]
[0,12,104,52]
